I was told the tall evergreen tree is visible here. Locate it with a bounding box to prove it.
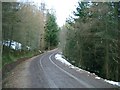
[60,2,120,81]
[44,12,59,50]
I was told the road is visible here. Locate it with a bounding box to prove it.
[29,49,118,88]
[3,49,119,89]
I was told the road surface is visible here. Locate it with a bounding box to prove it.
[3,49,119,89]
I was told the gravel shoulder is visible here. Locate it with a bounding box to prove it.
[3,56,37,88]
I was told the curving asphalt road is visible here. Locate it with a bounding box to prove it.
[29,49,119,89]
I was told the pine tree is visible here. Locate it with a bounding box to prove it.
[44,12,59,50]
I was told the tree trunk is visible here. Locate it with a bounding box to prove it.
[117,2,120,81]
[78,36,83,67]
[8,25,14,49]
[105,39,109,79]
[105,17,109,79]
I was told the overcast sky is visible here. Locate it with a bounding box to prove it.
[18,0,79,27]
[44,0,79,27]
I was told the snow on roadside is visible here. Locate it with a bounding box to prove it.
[54,53,120,87]
[55,54,71,66]
[104,79,120,87]
[95,77,101,80]
[95,76,120,86]
[55,54,93,74]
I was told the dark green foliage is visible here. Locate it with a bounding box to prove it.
[61,2,120,81]
[2,45,39,66]
[44,12,59,50]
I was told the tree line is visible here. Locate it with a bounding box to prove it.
[60,2,120,81]
[2,2,59,66]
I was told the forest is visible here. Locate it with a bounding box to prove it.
[59,2,120,81]
[2,2,59,66]
[2,1,120,83]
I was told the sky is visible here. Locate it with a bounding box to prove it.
[43,0,79,27]
[18,0,79,27]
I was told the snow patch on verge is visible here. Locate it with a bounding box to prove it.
[55,54,71,66]
[95,77,101,80]
[55,54,93,74]
[104,79,120,87]
[54,53,120,87]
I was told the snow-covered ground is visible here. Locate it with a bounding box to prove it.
[55,54,71,66]
[55,53,120,87]
[3,40,22,50]
[104,79,120,87]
